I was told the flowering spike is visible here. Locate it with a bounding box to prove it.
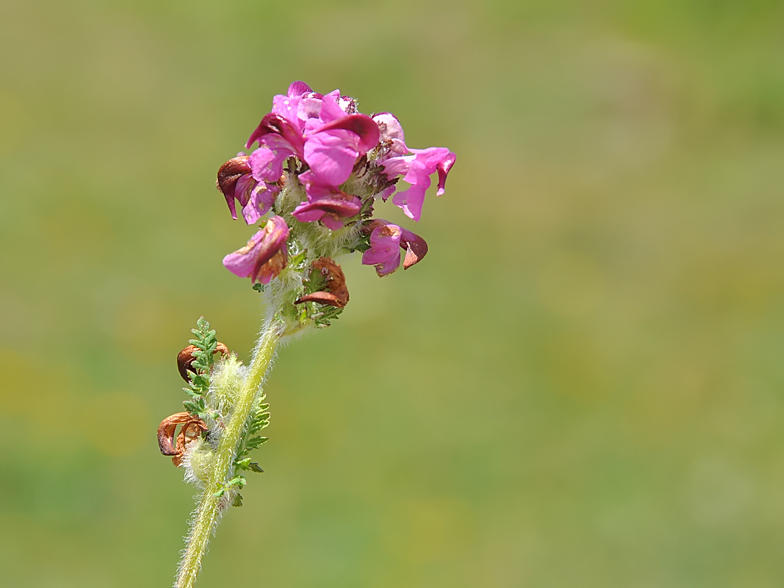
[171,82,454,588]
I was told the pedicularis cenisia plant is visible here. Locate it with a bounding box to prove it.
[157,81,455,588]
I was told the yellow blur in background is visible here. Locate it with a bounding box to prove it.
[1,0,783,586]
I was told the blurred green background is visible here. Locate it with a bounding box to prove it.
[2,0,784,586]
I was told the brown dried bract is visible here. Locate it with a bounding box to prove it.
[295,257,349,308]
[157,412,208,467]
[177,342,230,382]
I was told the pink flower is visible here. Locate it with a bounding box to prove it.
[223,216,290,284]
[361,220,428,276]
[381,147,456,222]
[246,83,379,202]
[301,94,380,186]
[216,155,278,224]
[372,112,456,222]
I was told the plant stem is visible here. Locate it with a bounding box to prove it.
[174,320,281,588]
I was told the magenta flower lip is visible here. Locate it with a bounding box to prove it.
[292,189,362,230]
[246,113,306,154]
[223,216,290,284]
[293,194,361,219]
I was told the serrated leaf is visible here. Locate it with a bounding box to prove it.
[245,436,268,450]
[183,401,199,413]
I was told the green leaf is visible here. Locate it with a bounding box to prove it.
[245,436,268,450]
[183,400,199,413]
[228,476,246,488]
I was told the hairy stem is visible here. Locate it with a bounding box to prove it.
[174,320,281,588]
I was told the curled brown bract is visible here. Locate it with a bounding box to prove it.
[157,412,208,467]
[295,257,349,308]
[177,342,230,382]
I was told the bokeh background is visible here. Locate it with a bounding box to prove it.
[2,0,784,586]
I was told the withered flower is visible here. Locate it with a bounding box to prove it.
[295,257,349,308]
[157,412,208,467]
[177,342,230,382]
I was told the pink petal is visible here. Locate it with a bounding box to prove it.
[241,184,277,225]
[391,181,429,221]
[249,147,288,183]
[303,130,361,186]
[316,113,380,155]
[292,192,362,224]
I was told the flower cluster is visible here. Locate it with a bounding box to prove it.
[216,81,455,327]
[161,84,454,588]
